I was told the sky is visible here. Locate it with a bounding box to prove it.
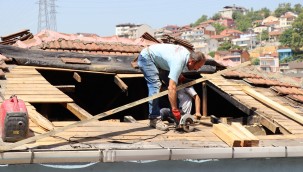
[0,0,302,37]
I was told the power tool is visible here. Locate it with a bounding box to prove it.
[0,95,29,142]
[177,114,195,132]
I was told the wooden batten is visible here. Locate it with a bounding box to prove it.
[114,75,128,92]
[212,123,242,147]
[231,122,259,147]
[242,86,303,125]
[73,72,81,83]
[63,103,93,120]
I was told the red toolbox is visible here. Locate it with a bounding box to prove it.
[0,95,29,142]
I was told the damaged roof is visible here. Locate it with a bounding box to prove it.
[1,30,303,164]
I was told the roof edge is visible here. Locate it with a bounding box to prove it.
[1,146,303,164]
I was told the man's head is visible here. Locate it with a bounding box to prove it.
[187,52,206,71]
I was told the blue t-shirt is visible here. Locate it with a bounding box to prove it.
[140,44,190,84]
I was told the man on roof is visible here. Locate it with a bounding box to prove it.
[138,43,206,131]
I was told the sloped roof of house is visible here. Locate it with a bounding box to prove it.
[1,62,303,164]
[220,29,243,36]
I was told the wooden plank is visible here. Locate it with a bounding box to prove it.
[4,90,64,95]
[243,86,303,125]
[16,66,115,75]
[117,74,143,78]
[27,106,55,131]
[63,103,93,120]
[73,72,81,82]
[114,75,128,92]
[260,116,280,134]
[212,124,242,147]
[231,122,259,147]
[0,61,251,152]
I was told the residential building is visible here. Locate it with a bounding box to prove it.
[269,29,283,42]
[192,36,219,54]
[277,48,293,60]
[232,33,257,50]
[220,29,243,40]
[181,28,204,41]
[253,25,268,33]
[259,52,279,72]
[262,16,279,25]
[279,12,298,29]
[287,60,303,74]
[115,23,138,38]
[195,24,216,36]
[116,23,154,39]
[154,28,172,40]
[214,50,250,66]
[216,17,235,28]
[162,25,180,33]
[219,5,248,19]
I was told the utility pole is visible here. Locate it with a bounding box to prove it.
[49,0,57,31]
[37,0,57,33]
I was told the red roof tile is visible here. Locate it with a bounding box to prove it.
[288,94,303,103]
[222,71,262,79]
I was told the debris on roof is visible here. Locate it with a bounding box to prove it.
[0,29,33,45]
[161,34,194,51]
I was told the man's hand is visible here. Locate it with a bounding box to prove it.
[172,108,181,122]
[194,113,202,120]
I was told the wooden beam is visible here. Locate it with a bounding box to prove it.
[26,105,54,131]
[117,74,143,78]
[260,116,280,134]
[242,86,303,125]
[63,103,93,120]
[212,123,242,147]
[73,72,81,83]
[0,61,251,152]
[114,75,128,92]
[231,122,259,147]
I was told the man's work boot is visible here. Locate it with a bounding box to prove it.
[149,117,169,131]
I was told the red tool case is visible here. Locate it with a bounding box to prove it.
[0,95,29,142]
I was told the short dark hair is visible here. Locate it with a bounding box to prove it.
[190,51,205,62]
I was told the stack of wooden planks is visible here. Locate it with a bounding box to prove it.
[212,122,259,147]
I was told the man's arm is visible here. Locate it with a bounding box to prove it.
[193,94,201,117]
[168,79,181,122]
[168,79,178,110]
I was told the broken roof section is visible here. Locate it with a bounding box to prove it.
[0,29,33,45]
[221,66,303,104]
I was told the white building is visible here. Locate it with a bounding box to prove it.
[115,23,154,39]
[259,53,279,72]
[219,5,248,19]
[232,34,257,49]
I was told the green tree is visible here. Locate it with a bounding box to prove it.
[260,30,269,41]
[233,10,263,32]
[257,8,271,18]
[274,3,292,17]
[291,13,303,50]
[280,28,293,46]
[211,13,221,20]
[294,4,303,14]
[192,15,208,27]
[212,23,226,34]
[251,58,260,65]
[218,41,232,51]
